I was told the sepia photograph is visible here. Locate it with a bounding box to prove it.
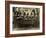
[13,7,40,30]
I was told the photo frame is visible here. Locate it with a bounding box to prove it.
[5,1,45,37]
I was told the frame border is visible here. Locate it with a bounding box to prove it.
[5,1,45,37]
